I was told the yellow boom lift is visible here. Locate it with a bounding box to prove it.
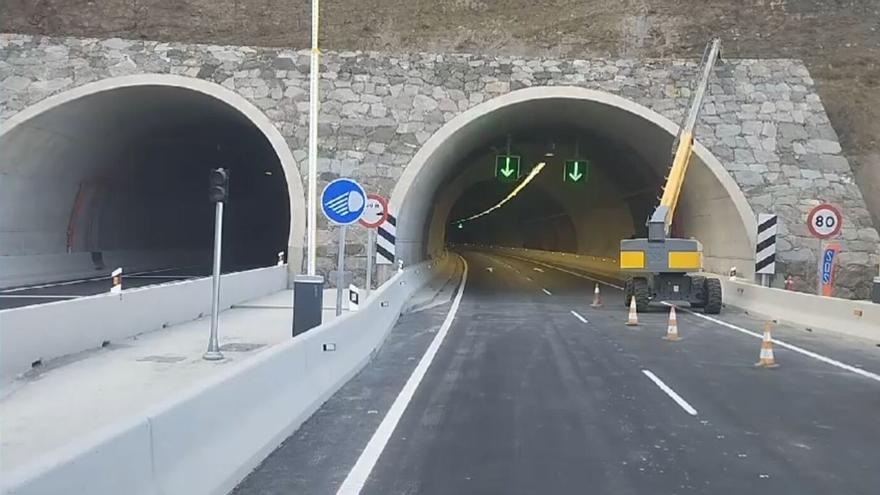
[619,39,724,314]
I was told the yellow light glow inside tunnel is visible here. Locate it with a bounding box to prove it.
[453,162,547,224]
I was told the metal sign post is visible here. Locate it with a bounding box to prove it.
[816,238,824,295]
[321,178,367,316]
[366,228,374,297]
[359,193,389,299]
[335,225,347,316]
[806,203,843,296]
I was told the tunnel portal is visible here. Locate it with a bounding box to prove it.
[391,87,756,278]
[0,80,293,284]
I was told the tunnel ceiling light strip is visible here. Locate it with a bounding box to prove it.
[452,162,547,224]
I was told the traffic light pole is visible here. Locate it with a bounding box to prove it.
[204,200,225,360]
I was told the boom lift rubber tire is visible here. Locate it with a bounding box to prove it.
[704,277,722,314]
[624,279,634,307]
[632,277,651,312]
[690,275,707,308]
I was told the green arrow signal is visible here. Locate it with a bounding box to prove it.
[564,159,589,184]
[495,155,520,183]
[568,162,583,181]
[500,157,515,177]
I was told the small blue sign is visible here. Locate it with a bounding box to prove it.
[821,248,836,284]
[321,178,367,225]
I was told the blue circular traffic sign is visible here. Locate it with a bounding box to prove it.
[321,178,367,225]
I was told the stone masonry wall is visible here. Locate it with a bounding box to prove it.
[1,34,877,297]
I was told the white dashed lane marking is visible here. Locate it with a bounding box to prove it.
[570,310,588,324]
[642,369,698,416]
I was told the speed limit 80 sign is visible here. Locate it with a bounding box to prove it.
[807,203,843,239]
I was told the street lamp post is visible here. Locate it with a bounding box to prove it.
[306,0,321,275]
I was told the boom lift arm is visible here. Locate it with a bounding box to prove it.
[620,39,725,314]
[649,38,723,241]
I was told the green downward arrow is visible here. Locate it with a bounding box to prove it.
[500,159,515,177]
[496,155,520,182]
[568,162,583,181]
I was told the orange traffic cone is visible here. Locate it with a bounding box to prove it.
[590,283,603,308]
[662,306,680,341]
[625,296,639,326]
[754,322,779,368]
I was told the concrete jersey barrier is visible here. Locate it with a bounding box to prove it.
[720,278,880,341]
[0,264,288,380]
[1,255,455,495]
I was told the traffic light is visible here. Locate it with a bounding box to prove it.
[564,159,589,185]
[209,168,229,202]
[495,155,521,183]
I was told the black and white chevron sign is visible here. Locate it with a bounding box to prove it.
[755,213,777,275]
[376,213,396,265]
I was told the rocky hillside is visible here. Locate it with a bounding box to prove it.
[2,0,878,229]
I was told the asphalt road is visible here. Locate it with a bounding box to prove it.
[0,265,223,310]
[234,250,880,495]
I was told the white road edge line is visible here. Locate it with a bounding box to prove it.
[642,369,698,416]
[570,310,588,324]
[336,256,470,495]
[542,288,552,296]
[671,304,880,384]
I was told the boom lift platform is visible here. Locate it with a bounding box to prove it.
[619,39,724,314]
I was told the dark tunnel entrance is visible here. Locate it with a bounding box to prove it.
[441,129,664,255]
[0,82,291,286]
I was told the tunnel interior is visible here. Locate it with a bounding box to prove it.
[395,90,754,277]
[0,85,290,278]
[443,129,663,254]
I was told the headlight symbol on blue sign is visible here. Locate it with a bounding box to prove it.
[321,178,367,225]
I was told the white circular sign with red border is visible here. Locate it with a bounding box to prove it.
[807,203,843,239]
[358,194,388,229]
